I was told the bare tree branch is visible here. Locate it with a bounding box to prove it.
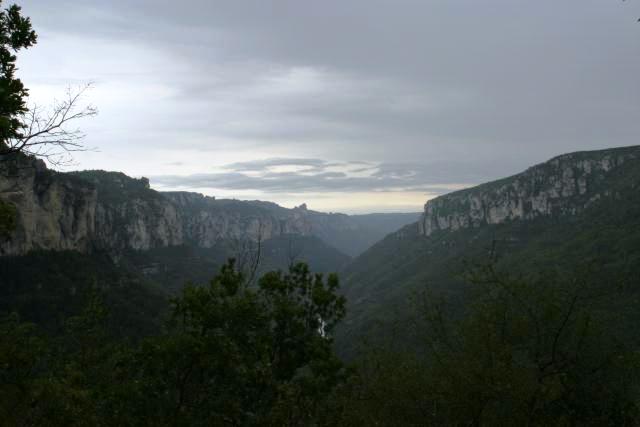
[0,83,98,166]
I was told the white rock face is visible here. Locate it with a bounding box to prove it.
[0,159,315,255]
[418,148,639,236]
[0,158,97,255]
[92,198,184,251]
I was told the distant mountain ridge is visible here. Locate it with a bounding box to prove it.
[0,155,417,258]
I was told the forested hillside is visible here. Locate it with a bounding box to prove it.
[338,146,640,356]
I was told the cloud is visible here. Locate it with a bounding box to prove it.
[151,157,481,194]
[224,157,328,172]
[15,0,640,211]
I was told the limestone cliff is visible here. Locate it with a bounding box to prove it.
[0,156,97,255]
[0,160,314,255]
[418,146,640,236]
[0,156,410,257]
[161,192,313,247]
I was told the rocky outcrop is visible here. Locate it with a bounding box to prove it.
[0,157,97,255]
[93,198,184,251]
[0,160,316,256]
[418,146,640,236]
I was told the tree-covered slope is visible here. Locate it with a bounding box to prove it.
[120,234,351,294]
[0,251,170,338]
[337,146,640,356]
[0,233,351,337]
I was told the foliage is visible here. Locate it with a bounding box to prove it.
[120,236,350,294]
[69,170,157,205]
[126,260,346,426]
[0,198,15,238]
[0,0,35,236]
[0,260,347,426]
[334,264,640,426]
[0,250,169,338]
[0,313,51,425]
[0,0,36,146]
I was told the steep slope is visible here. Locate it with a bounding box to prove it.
[0,250,170,338]
[0,234,350,337]
[337,145,640,355]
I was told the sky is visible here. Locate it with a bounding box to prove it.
[15,0,640,213]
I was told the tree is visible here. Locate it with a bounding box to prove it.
[2,83,98,165]
[118,260,347,426]
[0,1,36,146]
[0,196,14,238]
[621,0,640,21]
[0,260,349,425]
[418,264,640,425]
[0,1,35,237]
[0,313,49,425]
[0,1,96,165]
[336,263,640,426]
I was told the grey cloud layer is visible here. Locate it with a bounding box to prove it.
[18,0,640,200]
[152,158,485,194]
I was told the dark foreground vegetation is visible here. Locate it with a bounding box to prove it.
[2,257,639,426]
[1,260,348,426]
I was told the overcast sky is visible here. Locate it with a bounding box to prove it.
[16,0,640,213]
